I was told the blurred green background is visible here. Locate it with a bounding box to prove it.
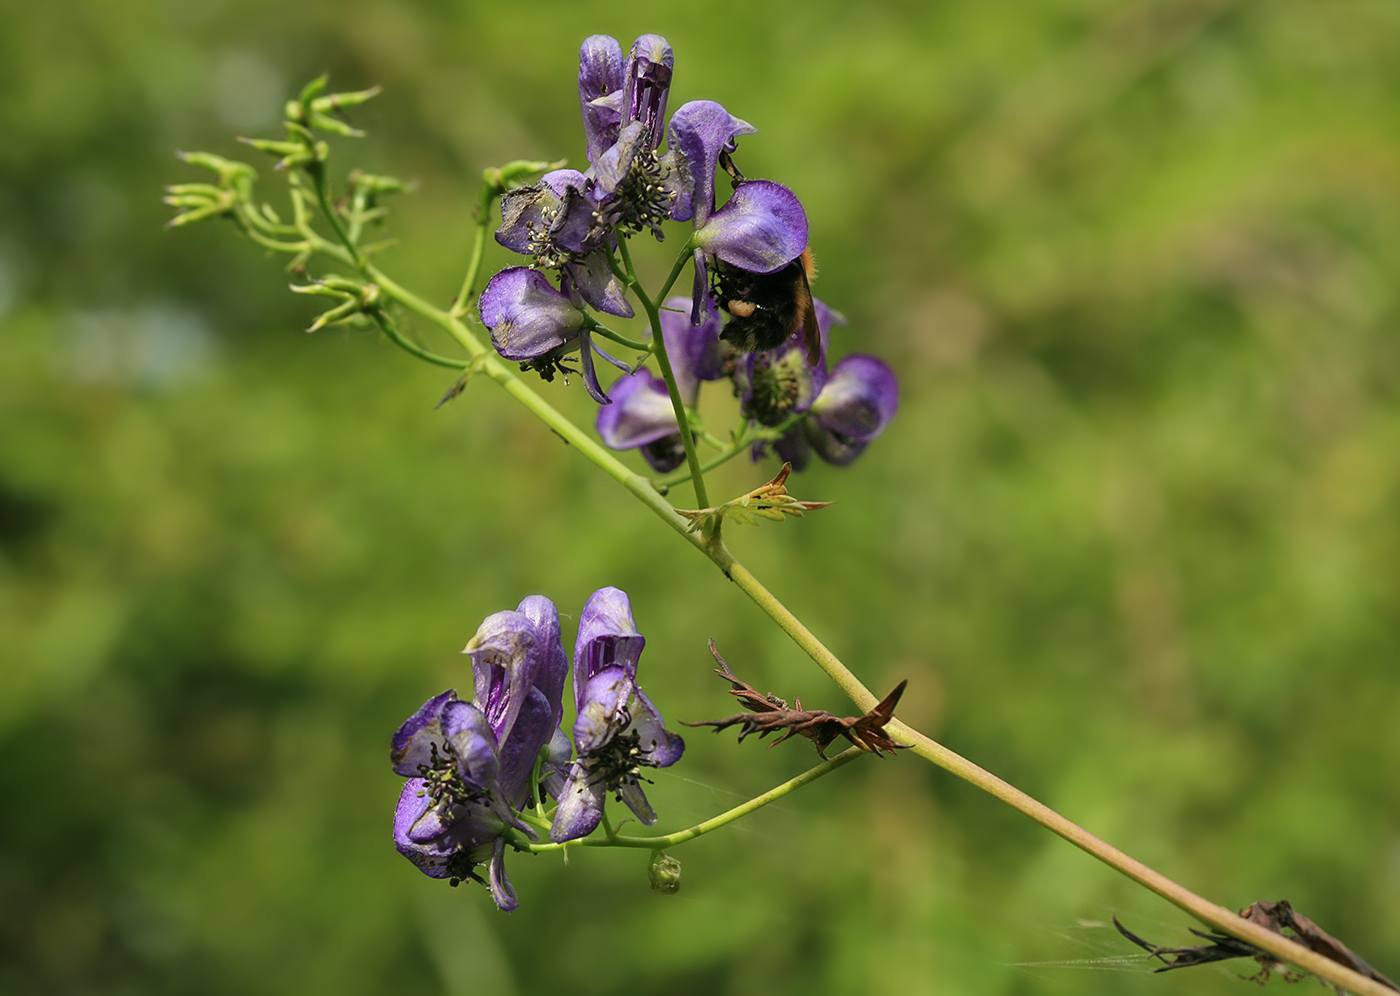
[3,0,1399,993]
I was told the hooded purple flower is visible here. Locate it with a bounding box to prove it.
[773,353,900,470]
[495,170,632,317]
[479,266,629,405]
[665,100,809,332]
[596,296,723,473]
[550,587,684,843]
[735,298,841,429]
[390,596,570,911]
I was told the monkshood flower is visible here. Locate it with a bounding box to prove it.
[390,597,569,911]
[479,266,629,405]
[773,353,900,470]
[551,587,685,843]
[586,35,682,242]
[667,100,808,330]
[596,296,723,473]
[495,169,632,317]
[735,298,841,428]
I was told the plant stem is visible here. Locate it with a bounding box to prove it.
[617,237,710,509]
[526,747,863,853]
[449,177,498,319]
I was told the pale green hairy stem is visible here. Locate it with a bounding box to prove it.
[230,144,1390,995]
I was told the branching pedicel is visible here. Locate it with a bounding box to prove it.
[167,32,1397,996]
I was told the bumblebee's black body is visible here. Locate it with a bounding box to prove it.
[715,250,821,364]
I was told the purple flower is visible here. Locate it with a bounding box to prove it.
[578,35,624,166]
[478,266,628,405]
[665,100,809,338]
[495,170,632,318]
[774,353,900,470]
[735,298,841,428]
[550,588,684,843]
[596,296,723,473]
[390,596,570,911]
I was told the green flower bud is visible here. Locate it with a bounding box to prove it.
[648,851,681,895]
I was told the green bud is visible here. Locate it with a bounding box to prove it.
[305,297,360,332]
[311,86,382,113]
[297,74,330,106]
[238,136,303,157]
[348,171,407,196]
[307,112,364,138]
[648,852,681,895]
[483,158,569,193]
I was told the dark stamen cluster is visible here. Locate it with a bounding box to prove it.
[415,741,486,811]
[521,351,577,384]
[595,151,674,241]
[745,355,803,426]
[523,210,570,270]
[444,850,484,889]
[586,724,657,799]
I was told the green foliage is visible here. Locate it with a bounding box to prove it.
[3,1,1400,995]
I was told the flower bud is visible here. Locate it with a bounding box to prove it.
[648,851,682,895]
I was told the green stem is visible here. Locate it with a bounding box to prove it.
[586,321,653,354]
[617,238,710,509]
[305,163,367,270]
[370,310,471,369]
[525,747,863,853]
[449,177,498,319]
[656,239,694,303]
[655,415,804,490]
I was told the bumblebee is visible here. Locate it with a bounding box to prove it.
[714,151,821,365]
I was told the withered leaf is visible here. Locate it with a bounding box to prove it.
[675,463,833,534]
[1115,901,1398,993]
[682,639,909,758]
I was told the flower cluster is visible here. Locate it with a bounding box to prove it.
[477,31,897,471]
[390,588,683,910]
[480,38,809,386]
[600,295,898,473]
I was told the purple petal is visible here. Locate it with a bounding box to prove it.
[442,700,501,796]
[549,760,606,843]
[772,426,813,471]
[576,330,611,405]
[539,727,573,802]
[694,181,808,274]
[621,34,673,147]
[564,252,633,318]
[596,369,677,450]
[393,780,457,877]
[629,688,685,768]
[811,354,899,443]
[464,608,538,743]
[660,295,724,398]
[573,587,645,706]
[579,35,625,165]
[495,687,555,810]
[812,298,846,369]
[689,247,710,326]
[573,666,634,753]
[666,100,756,225]
[515,595,568,726]
[390,689,457,776]
[480,268,584,361]
[494,170,590,256]
[487,837,519,912]
[616,780,657,825]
